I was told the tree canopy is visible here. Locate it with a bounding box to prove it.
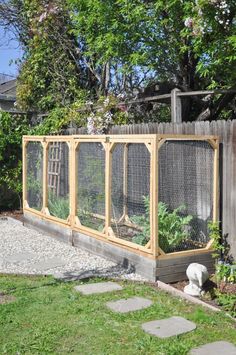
[0,0,235,120]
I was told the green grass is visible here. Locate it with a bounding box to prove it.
[0,275,235,354]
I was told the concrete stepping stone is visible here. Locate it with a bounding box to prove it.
[74,281,123,295]
[5,252,36,263]
[33,257,66,271]
[190,341,236,355]
[106,296,152,313]
[142,316,196,338]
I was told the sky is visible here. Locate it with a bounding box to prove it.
[0,26,23,77]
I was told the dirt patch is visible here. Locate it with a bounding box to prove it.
[218,282,236,295]
[0,210,23,222]
[0,292,16,305]
[170,277,236,317]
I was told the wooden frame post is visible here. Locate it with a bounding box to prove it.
[42,140,49,215]
[105,140,114,238]
[69,138,76,227]
[22,138,28,209]
[150,136,158,257]
[123,143,128,221]
[213,139,219,222]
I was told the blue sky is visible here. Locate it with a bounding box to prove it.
[0,26,23,76]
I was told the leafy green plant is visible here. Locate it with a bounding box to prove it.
[208,221,235,284]
[208,221,223,259]
[48,193,70,220]
[0,111,30,210]
[216,292,236,318]
[216,263,236,284]
[131,196,193,252]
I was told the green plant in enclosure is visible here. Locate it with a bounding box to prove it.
[48,193,70,220]
[131,197,193,252]
[78,156,105,217]
[26,172,43,210]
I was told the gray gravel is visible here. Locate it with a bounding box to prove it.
[0,217,146,281]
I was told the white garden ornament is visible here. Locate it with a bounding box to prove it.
[184,263,209,297]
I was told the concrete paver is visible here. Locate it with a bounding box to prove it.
[74,281,123,295]
[142,316,196,338]
[190,341,236,355]
[106,296,152,313]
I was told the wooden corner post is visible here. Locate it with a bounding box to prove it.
[151,135,158,257]
[22,137,28,209]
[213,139,219,223]
[42,139,49,215]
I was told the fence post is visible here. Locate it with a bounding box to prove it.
[22,138,28,209]
[151,135,158,257]
[171,88,182,123]
[69,137,77,227]
[42,139,49,214]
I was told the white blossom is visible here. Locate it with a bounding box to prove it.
[184,17,193,28]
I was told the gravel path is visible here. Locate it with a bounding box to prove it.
[0,217,145,281]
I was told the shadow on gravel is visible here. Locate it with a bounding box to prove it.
[53,260,135,282]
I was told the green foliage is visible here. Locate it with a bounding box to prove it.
[216,292,236,318]
[77,155,105,229]
[68,0,236,91]
[26,171,43,210]
[216,263,236,284]
[208,221,235,284]
[0,111,30,209]
[16,0,89,112]
[131,197,193,252]
[208,221,222,259]
[48,193,70,220]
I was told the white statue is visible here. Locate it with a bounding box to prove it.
[184,263,209,297]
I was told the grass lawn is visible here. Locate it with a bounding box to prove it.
[0,275,235,354]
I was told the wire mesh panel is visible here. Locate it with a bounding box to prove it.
[26,142,43,210]
[77,142,105,232]
[111,143,151,247]
[158,140,214,253]
[47,142,70,220]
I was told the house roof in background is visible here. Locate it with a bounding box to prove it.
[0,78,16,98]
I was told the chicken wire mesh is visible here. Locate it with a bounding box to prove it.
[158,140,214,253]
[77,142,105,231]
[111,143,151,246]
[26,142,43,210]
[47,142,70,220]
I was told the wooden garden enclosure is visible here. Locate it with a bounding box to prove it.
[22,134,219,282]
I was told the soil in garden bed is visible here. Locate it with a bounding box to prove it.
[171,277,236,316]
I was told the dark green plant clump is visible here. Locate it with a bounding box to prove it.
[131,196,193,252]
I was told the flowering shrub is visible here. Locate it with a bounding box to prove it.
[86,95,128,134]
